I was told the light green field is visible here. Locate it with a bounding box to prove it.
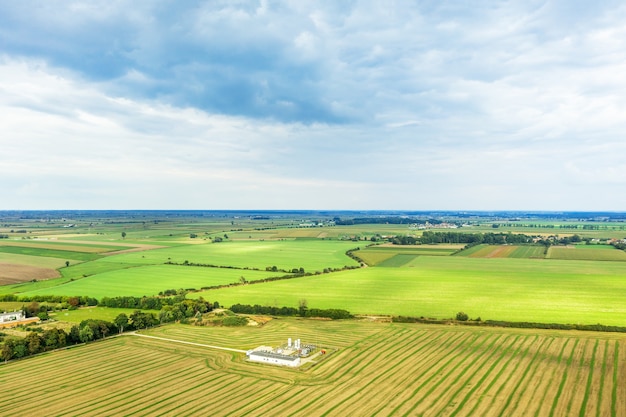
[191,257,626,326]
[509,245,546,258]
[18,265,279,299]
[100,240,364,272]
[0,246,101,261]
[50,307,151,323]
[548,245,626,261]
[0,252,70,269]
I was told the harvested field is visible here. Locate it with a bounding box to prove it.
[0,263,60,285]
[1,321,624,416]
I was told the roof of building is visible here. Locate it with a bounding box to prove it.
[249,350,300,362]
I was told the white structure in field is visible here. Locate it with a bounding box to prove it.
[0,311,25,323]
[247,349,301,367]
[247,338,309,368]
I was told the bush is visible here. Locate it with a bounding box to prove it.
[222,316,248,326]
[456,312,469,321]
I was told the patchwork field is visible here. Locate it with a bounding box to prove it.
[191,257,626,325]
[1,320,624,416]
[358,245,459,266]
[458,244,546,259]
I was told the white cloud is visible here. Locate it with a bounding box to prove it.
[2,2,626,210]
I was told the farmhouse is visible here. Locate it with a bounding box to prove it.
[0,310,25,324]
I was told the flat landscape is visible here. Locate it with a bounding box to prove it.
[2,210,626,416]
[1,319,624,416]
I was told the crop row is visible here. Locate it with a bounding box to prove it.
[1,323,624,416]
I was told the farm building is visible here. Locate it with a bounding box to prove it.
[246,338,317,367]
[0,310,25,324]
[247,350,301,367]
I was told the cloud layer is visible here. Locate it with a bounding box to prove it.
[2,1,626,210]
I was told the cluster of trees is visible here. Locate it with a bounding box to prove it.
[230,303,352,320]
[389,231,587,247]
[416,231,535,245]
[0,298,220,363]
[611,241,626,251]
[0,234,8,239]
[0,294,98,307]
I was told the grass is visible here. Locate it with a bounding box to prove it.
[102,239,364,271]
[547,246,626,261]
[0,252,69,269]
[18,265,280,299]
[0,246,101,261]
[50,307,150,323]
[190,257,626,326]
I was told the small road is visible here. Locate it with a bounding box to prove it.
[131,332,247,353]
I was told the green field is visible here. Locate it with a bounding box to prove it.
[191,257,626,325]
[0,246,101,261]
[0,320,624,416]
[99,239,364,271]
[0,252,69,269]
[18,265,279,299]
[50,307,151,323]
[548,245,626,261]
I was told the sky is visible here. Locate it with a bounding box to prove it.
[2,1,626,211]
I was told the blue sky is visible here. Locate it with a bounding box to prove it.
[2,1,626,210]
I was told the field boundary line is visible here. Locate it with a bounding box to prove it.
[130,332,247,353]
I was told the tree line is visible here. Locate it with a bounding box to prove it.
[390,231,585,246]
[0,297,216,362]
[230,303,352,320]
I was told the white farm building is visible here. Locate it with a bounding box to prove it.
[0,310,25,324]
[247,350,301,367]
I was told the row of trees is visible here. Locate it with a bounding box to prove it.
[230,303,352,320]
[389,231,587,247]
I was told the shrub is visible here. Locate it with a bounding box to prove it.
[456,312,469,321]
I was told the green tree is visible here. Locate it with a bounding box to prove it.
[113,313,129,333]
[121,231,126,239]
[79,325,94,343]
[456,311,469,321]
[1,339,14,362]
[26,333,42,355]
[298,299,308,317]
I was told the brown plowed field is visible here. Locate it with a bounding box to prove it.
[0,263,60,285]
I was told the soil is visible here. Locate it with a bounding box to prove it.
[0,263,60,285]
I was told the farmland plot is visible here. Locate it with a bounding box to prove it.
[0,321,624,416]
[548,245,626,261]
